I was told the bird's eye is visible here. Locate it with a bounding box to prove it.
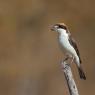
[58,25,67,30]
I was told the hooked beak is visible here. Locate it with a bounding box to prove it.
[51,26,55,31]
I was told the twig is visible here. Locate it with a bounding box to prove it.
[61,61,79,95]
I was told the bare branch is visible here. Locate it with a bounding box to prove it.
[61,61,79,95]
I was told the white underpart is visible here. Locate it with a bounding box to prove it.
[58,29,80,66]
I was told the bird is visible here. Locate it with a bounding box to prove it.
[51,23,86,80]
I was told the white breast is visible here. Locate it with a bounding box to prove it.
[58,29,80,64]
[59,34,77,58]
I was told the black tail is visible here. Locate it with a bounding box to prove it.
[78,66,86,80]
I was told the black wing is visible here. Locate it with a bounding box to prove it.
[68,35,82,63]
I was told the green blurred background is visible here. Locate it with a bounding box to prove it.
[0,0,95,95]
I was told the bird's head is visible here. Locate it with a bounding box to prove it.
[51,23,70,35]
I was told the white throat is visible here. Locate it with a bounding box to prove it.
[58,29,68,37]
